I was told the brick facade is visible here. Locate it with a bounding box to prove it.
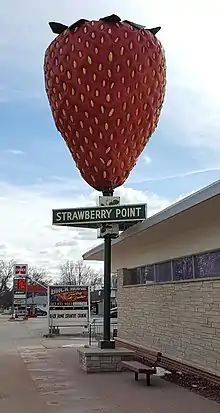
[117,269,220,376]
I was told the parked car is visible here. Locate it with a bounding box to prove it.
[110,307,117,318]
[35,307,47,316]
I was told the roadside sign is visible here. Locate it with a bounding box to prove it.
[49,285,89,307]
[98,196,120,207]
[48,285,90,334]
[97,223,120,238]
[13,268,28,317]
[14,298,26,305]
[97,196,120,238]
[13,278,27,292]
[14,293,26,299]
[52,204,146,227]
[14,264,28,278]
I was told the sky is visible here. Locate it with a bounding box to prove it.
[0,0,220,278]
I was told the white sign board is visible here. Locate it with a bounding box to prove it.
[14,293,26,299]
[97,196,120,238]
[14,264,28,278]
[14,298,26,305]
[48,285,90,333]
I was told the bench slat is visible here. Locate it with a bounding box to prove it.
[122,360,153,373]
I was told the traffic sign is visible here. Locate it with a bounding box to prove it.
[52,203,146,228]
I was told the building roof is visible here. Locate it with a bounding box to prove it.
[83,178,220,261]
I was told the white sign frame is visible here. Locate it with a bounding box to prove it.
[47,285,90,334]
[14,264,28,278]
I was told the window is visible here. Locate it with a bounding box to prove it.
[173,256,193,281]
[123,249,220,286]
[194,250,220,278]
[155,261,171,282]
[140,265,155,283]
[124,267,140,285]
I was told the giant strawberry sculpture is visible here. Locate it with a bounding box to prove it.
[44,15,166,192]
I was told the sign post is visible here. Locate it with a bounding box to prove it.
[12,264,28,320]
[48,285,90,336]
[52,199,147,348]
[100,190,118,347]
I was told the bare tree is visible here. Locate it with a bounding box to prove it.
[0,259,14,297]
[28,266,51,286]
[59,259,103,289]
[0,289,13,308]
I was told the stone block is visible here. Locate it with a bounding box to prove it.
[77,347,134,373]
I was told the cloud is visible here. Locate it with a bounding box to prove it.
[130,167,220,184]
[0,179,171,277]
[1,0,220,278]
[5,149,25,155]
[55,239,78,248]
[144,155,152,164]
[1,0,220,155]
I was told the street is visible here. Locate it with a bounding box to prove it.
[0,315,219,413]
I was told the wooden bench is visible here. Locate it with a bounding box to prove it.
[122,350,162,386]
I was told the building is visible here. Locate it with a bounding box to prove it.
[27,294,47,310]
[83,179,220,379]
[27,285,47,312]
[90,288,117,315]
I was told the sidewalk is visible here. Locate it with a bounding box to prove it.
[18,345,220,413]
[0,317,219,413]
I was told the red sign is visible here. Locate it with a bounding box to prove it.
[14,264,28,278]
[49,286,89,307]
[14,278,27,293]
[17,279,27,291]
[55,290,88,304]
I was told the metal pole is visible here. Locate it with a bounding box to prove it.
[88,286,91,334]
[24,278,28,318]
[11,280,15,318]
[31,292,35,316]
[99,189,115,349]
[47,286,51,335]
[103,236,111,342]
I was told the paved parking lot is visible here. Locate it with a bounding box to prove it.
[0,315,219,413]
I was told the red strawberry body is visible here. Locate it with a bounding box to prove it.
[44,16,166,192]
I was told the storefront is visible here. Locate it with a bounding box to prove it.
[83,180,220,378]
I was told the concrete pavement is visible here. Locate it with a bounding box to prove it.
[0,315,219,413]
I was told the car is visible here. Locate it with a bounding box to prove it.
[110,307,117,318]
[35,307,47,316]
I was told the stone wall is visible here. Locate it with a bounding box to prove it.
[117,269,220,376]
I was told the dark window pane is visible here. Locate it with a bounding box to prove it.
[195,250,220,278]
[140,265,155,284]
[123,267,140,285]
[155,261,171,282]
[173,256,193,281]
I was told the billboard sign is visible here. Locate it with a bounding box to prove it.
[14,264,28,278]
[48,285,90,332]
[49,285,89,307]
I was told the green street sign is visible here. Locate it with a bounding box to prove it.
[52,204,146,228]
